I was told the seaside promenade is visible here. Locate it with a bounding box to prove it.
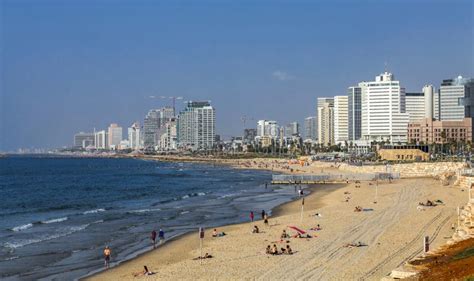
[86,159,470,280]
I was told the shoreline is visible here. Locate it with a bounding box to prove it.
[83,183,340,280]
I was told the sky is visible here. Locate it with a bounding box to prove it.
[1,0,473,151]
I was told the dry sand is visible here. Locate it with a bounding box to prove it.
[85,177,467,280]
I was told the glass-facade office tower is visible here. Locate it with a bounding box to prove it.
[347,87,361,141]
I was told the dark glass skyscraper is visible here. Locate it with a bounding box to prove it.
[348,86,362,141]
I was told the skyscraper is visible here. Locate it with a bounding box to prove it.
[243,128,257,143]
[159,118,177,150]
[177,101,216,150]
[334,95,348,144]
[317,97,334,146]
[128,122,141,150]
[284,122,299,137]
[304,116,317,141]
[423,85,435,119]
[94,130,107,149]
[143,107,174,150]
[74,132,95,148]
[405,92,425,123]
[439,76,474,121]
[256,120,279,137]
[360,72,409,143]
[347,86,362,141]
[107,123,123,149]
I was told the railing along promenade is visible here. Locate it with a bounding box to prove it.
[271,172,400,184]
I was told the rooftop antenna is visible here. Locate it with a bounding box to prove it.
[384,61,388,73]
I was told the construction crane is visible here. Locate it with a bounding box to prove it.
[149,95,183,116]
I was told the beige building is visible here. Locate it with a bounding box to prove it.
[317,98,334,146]
[334,95,348,144]
[407,118,472,144]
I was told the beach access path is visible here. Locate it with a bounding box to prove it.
[86,176,465,280]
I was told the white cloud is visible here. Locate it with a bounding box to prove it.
[272,70,294,81]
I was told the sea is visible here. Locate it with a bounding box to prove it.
[0,156,300,280]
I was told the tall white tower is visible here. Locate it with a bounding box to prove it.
[423,85,434,120]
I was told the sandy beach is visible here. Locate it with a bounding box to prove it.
[85,175,466,280]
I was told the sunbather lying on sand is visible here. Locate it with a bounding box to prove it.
[310,224,322,231]
[132,265,156,277]
[212,228,226,237]
[193,253,213,260]
[293,233,312,239]
[343,242,366,248]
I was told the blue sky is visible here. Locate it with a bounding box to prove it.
[1,0,473,151]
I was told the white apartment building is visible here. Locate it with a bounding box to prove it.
[334,95,348,144]
[94,130,107,149]
[159,119,177,150]
[107,123,123,149]
[405,92,425,123]
[360,72,410,143]
[317,97,334,146]
[177,101,215,150]
[256,120,279,137]
[128,122,141,150]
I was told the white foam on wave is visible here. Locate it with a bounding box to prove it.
[181,195,190,199]
[128,208,161,214]
[41,217,68,224]
[11,223,33,232]
[5,224,90,249]
[83,208,105,215]
[180,211,190,215]
[197,192,206,196]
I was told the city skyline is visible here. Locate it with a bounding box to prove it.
[2,0,473,151]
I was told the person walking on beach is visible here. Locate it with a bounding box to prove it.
[103,246,111,269]
[158,228,165,245]
[261,210,266,220]
[250,211,254,222]
[151,230,157,248]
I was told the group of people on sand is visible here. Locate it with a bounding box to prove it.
[266,244,293,255]
[354,206,363,212]
[418,199,439,207]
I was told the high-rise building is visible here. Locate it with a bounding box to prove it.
[243,128,257,143]
[405,92,425,123]
[439,76,474,121]
[74,132,95,148]
[334,95,348,144]
[256,120,279,137]
[284,122,299,137]
[159,118,177,150]
[317,97,334,146]
[348,86,362,141]
[94,130,107,149]
[423,85,435,120]
[143,107,175,150]
[128,122,141,150]
[304,116,317,141]
[107,123,123,149]
[360,72,410,143]
[177,101,216,150]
